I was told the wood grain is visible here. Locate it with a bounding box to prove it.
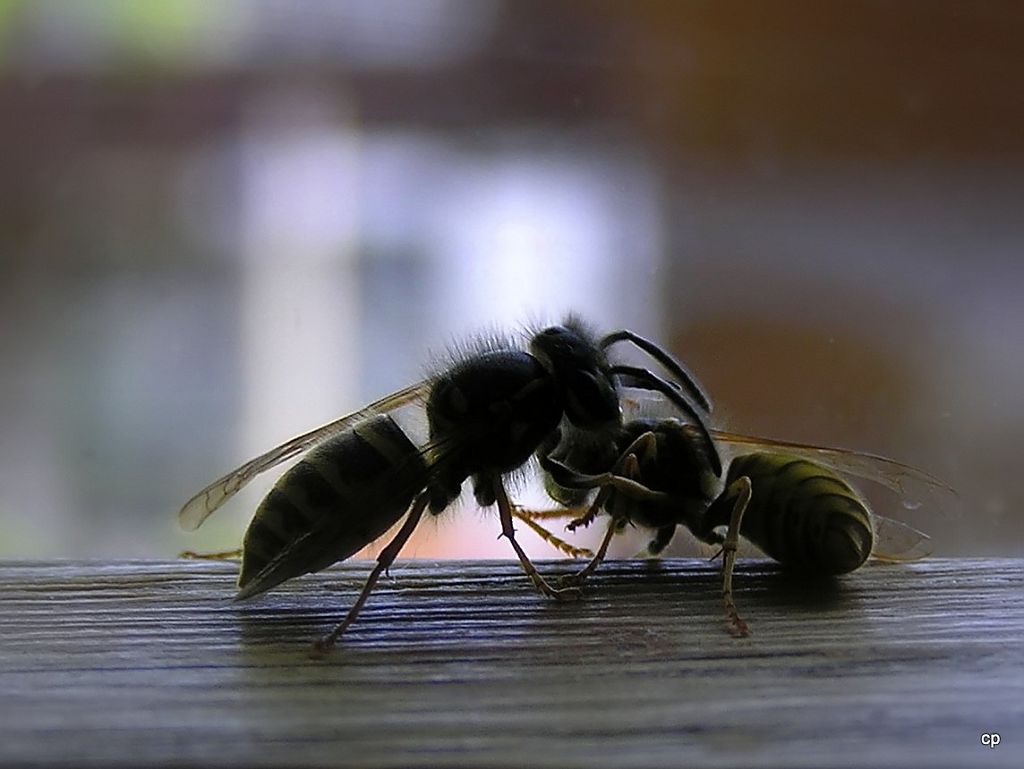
[1,558,1022,768]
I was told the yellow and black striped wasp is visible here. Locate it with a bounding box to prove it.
[531,397,955,636]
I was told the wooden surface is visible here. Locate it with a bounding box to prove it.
[1,558,1021,768]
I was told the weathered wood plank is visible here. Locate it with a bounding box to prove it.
[1,558,1021,768]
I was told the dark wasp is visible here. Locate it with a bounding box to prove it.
[178,316,719,653]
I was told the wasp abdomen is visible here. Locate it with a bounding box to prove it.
[721,452,874,575]
[237,414,428,598]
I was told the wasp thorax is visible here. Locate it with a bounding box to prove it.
[425,349,563,512]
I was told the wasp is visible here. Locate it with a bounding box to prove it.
[178,316,719,653]
[530,410,953,637]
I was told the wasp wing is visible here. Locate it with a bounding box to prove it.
[710,429,958,507]
[624,386,955,498]
[871,515,933,562]
[178,381,432,531]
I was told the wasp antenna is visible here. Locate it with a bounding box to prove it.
[600,329,712,414]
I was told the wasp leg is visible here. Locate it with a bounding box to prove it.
[559,450,642,587]
[542,458,671,516]
[493,478,581,601]
[567,432,656,532]
[312,491,430,657]
[512,505,588,521]
[540,434,667,528]
[718,476,753,638]
[541,431,666,532]
[511,508,595,559]
[178,548,242,561]
[565,501,601,532]
[558,513,619,588]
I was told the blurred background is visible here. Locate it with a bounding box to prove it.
[1,0,1021,561]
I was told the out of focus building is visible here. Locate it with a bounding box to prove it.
[0,1,1020,558]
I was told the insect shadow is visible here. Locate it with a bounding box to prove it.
[732,560,858,615]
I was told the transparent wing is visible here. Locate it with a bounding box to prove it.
[871,515,933,562]
[621,387,683,420]
[710,429,958,512]
[178,380,432,531]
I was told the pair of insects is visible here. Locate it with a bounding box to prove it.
[179,316,946,653]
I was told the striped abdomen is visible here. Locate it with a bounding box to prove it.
[237,414,429,598]
[708,452,874,575]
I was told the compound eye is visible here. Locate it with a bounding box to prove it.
[564,369,620,426]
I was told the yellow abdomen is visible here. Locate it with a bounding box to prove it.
[720,452,874,574]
